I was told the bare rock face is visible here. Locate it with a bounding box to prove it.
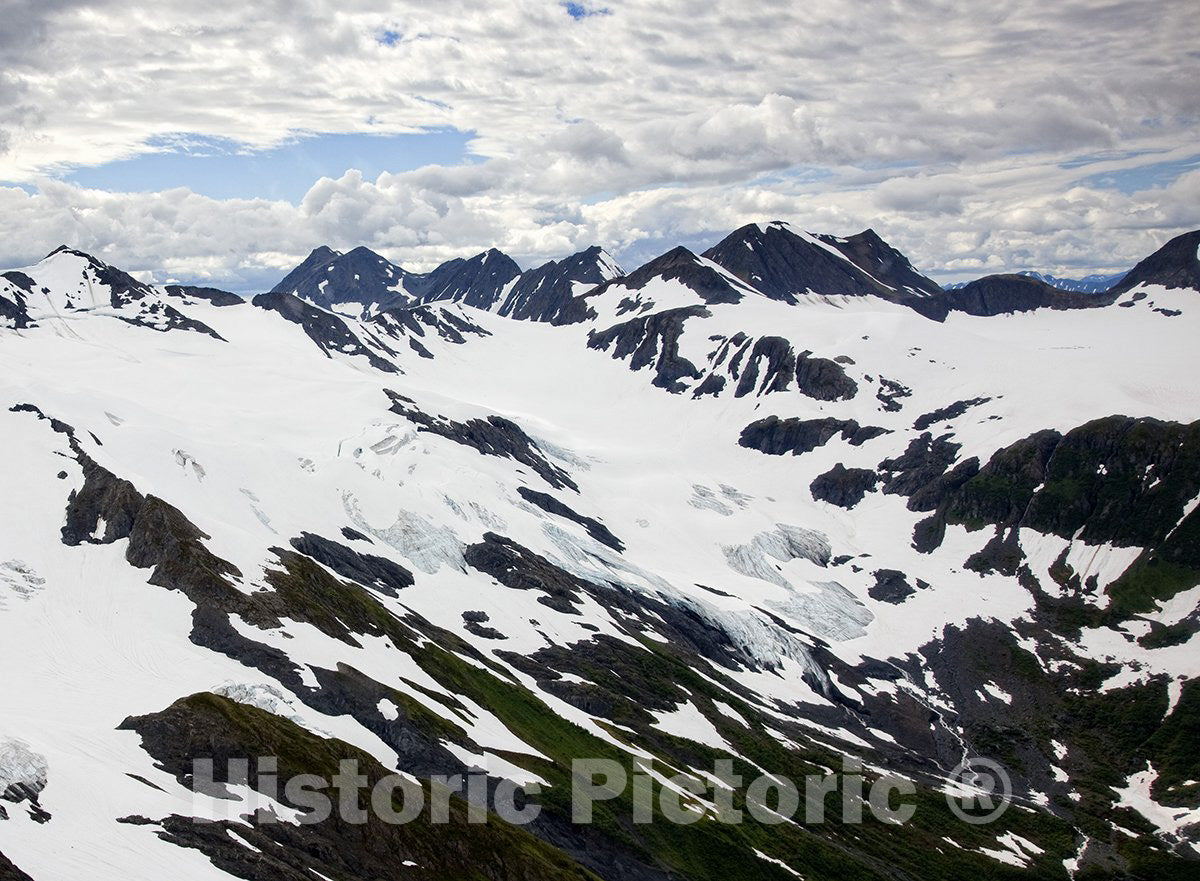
[1108,229,1200,295]
[810,464,879,508]
[739,415,885,457]
[0,849,35,881]
[587,305,707,393]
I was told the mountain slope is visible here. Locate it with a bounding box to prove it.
[1,233,1198,880]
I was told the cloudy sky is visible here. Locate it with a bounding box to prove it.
[1,0,1197,290]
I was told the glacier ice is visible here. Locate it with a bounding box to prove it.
[722,524,832,589]
[0,736,48,805]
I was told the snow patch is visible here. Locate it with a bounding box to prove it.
[1113,762,1200,837]
[650,700,733,753]
[753,848,803,877]
[980,681,1013,704]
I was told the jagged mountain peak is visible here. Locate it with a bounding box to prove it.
[630,244,730,277]
[822,227,942,298]
[559,244,625,284]
[409,248,522,309]
[306,244,341,261]
[656,243,702,261]
[702,220,941,303]
[271,244,412,315]
[495,244,624,323]
[39,245,130,277]
[268,241,627,325]
[589,244,624,275]
[1109,228,1200,295]
[445,247,516,271]
[45,243,99,263]
[272,244,347,290]
[544,243,622,274]
[33,245,154,297]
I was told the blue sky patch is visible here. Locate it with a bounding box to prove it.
[1074,152,1200,194]
[562,2,610,20]
[61,130,476,202]
[1058,148,1158,170]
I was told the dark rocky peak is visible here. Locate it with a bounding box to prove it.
[1108,228,1200,295]
[305,244,340,264]
[702,221,938,303]
[496,245,623,323]
[270,245,341,293]
[410,248,522,310]
[565,244,622,276]
[540,244,623,288]
[44,244,81,258]
[45,244,109,264]
[271,245,412,313]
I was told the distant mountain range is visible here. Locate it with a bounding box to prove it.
[943,270,1128,294]
[260,222,1199,330]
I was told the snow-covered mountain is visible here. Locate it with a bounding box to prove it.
[1,226,1198,881]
